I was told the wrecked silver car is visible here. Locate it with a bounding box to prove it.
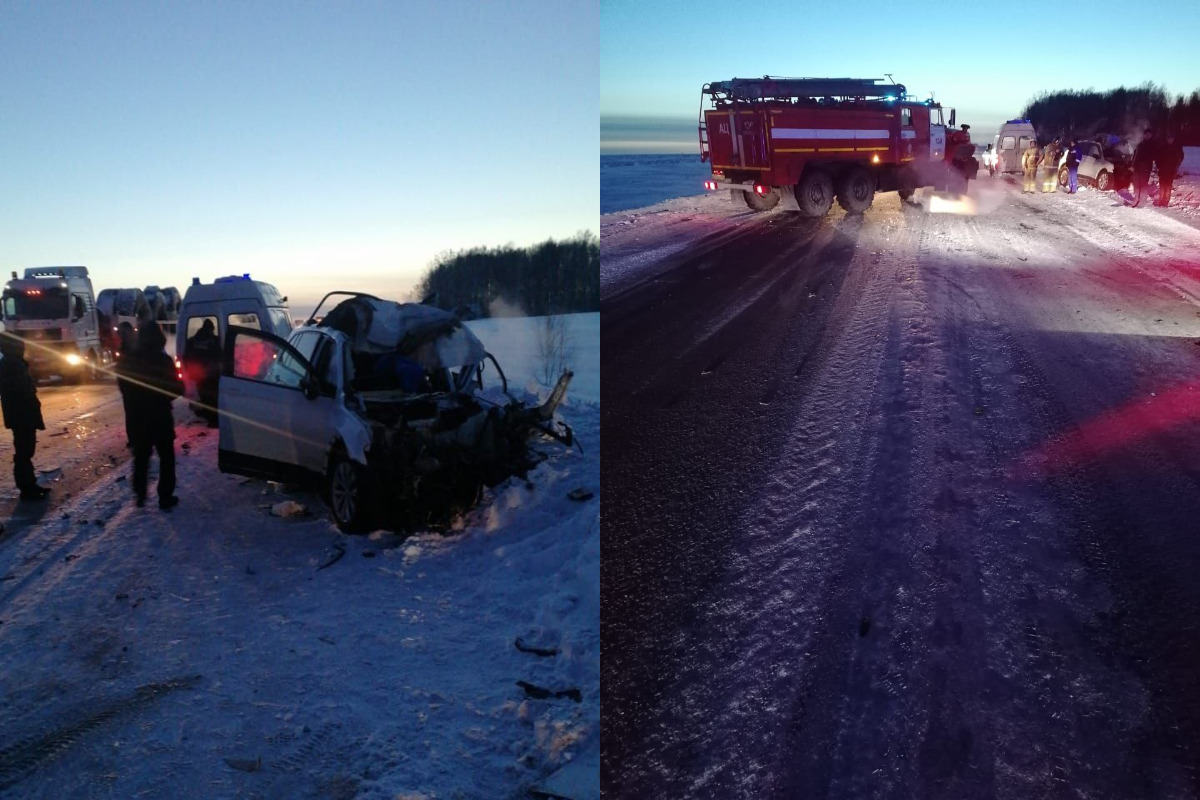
[217,292,572,532]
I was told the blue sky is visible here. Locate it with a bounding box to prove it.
[602,0,1200,153]
[1,1,598,314]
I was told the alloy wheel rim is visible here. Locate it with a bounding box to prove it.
[333,463,356,522]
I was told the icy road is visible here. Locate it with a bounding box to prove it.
[602,181,1200,798]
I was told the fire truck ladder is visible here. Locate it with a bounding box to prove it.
[698,84,711,161]
[704,76,907,105]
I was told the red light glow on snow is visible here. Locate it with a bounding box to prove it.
[1021,380,1200,476]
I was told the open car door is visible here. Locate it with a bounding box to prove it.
[217,326,337,484]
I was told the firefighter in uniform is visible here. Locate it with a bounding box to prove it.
[1040,139,1062,192]
[1022,139,1041,193]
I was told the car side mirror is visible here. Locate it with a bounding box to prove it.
[302,377,320,401]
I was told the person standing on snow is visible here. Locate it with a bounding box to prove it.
[984,143,996,177]
[1129,129,1158,208]
[184,318,221,426]
[1022,139,1041,193]
[0,334,48,501]
[1155,131,1185,207]
[1040,139,1062,192]
[117,320,183,509]
[1064,140,1082,194]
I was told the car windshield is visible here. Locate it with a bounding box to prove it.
[2,289,68,320]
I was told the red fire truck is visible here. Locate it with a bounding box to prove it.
[699,77,978,216]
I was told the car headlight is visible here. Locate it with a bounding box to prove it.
[64,353,83,366]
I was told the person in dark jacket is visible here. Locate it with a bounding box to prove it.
[115,321,138,447]
[1155,132,1186,207]
[184,319,220,426]
[0,333,48,501]
[1064,140,1082,194]
[117,320,183,509]
[1129,128,1158,208]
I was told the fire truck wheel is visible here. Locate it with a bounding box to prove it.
[796,169,834,217]
[897,169,918,202]
[743,188,780,212]
[836,167,875,214]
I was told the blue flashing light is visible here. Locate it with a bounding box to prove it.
[884,95,896,102]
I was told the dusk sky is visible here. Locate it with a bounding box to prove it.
[602,0,1200,153]
[1,1,598,316]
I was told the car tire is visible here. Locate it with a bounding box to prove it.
[1097,170,1112,191]
[796,168,835,217]
[743,188,781,212]
[836,166,875,214]
[327,451,373,533]
[1058,167,1069,187]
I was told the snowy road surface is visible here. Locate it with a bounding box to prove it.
[0,317,599,799]
[602,181,1200,797]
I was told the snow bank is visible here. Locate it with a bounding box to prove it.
[467,312,599,404]
[0,318,599,798]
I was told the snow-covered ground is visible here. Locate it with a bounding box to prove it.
[603,177,1200,796]
[0,316,599,798]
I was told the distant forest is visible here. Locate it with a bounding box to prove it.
[414,233,599,318]
[1021,84,1200,146]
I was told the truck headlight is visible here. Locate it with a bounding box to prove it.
[64,353,83,366]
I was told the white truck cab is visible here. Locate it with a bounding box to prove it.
[1,266,108,382]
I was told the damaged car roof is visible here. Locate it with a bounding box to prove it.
[317,295,486,371]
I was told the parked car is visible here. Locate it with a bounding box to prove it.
[216,292,574,532]
[1057,139,1132,191]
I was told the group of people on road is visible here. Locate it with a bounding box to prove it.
[1021,138,1068,193]
[1019,129,1186,206]
[0,318,183,509]
[1129,129,1187,208]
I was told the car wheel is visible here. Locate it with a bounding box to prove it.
[327,452,372,533]
[743,188,780,212]
[1096,170,1112,191]
[1058,167,1069,187]
[797,168,835,217]
[836,166,875,214]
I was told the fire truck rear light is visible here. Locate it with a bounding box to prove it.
[704,180,717,191]
[754,184,769,195]
[872,154,880,164]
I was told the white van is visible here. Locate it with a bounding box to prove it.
[176,274,292,404]
[993,119,1037,174]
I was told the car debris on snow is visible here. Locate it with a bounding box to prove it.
[223,755,262,773]
[269,500,307,517]
[516,680,581,703]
